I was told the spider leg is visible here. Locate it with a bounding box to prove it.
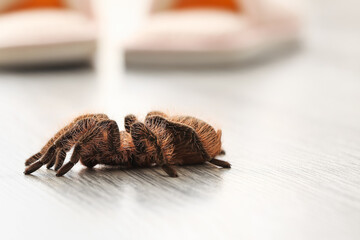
[52,115,110,170]
[124,114,138,133]
[162,165,178,177]
[56,120,121,176]
[93,120,121,154]
[81,120,121,168]
[24,145,57,174]
[24,115,109,175]
[25,152,42,166]
[130,121,177,177]
[25,114,108,166]
[130,122,157,154]
[209,158,231,168]
[53,149,66,170]
[56,144,81,176]
[45,155,56,169]
[52,117,102,170]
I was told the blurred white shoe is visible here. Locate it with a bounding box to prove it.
[0,0,96,67]
[124,0,302,67]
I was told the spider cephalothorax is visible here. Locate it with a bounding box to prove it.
[24,111,230,177]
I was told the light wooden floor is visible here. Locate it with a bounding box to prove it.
[1,1,360,239]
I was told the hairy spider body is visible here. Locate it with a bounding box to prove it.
[24,111,230,177]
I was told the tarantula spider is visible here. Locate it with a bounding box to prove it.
[24,111,230,177]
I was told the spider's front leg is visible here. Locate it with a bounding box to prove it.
[25,114,108,166]
[24,114,109,175]
[56,120,121,177]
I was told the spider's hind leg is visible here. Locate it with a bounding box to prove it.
[209,158,231,168]
[162,165,178,177]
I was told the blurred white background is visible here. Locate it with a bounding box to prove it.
[0,0,360,240]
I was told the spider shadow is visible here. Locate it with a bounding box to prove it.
[28,163,229,209]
